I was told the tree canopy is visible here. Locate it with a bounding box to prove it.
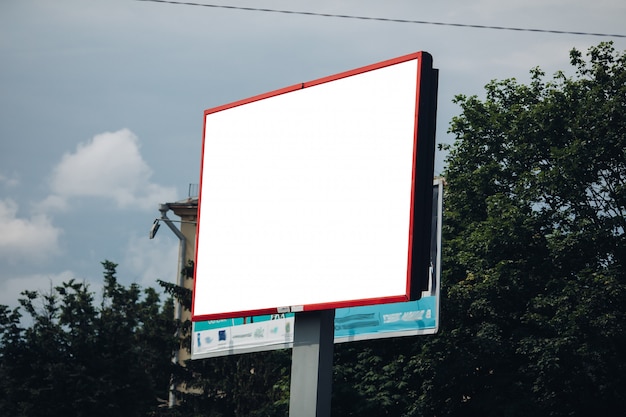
[411,41,626,416]
[0,261,176,417]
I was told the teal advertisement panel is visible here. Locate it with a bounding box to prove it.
[334,296,437,342]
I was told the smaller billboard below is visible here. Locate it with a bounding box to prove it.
[192,296,438,359]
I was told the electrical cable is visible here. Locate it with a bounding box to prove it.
[135,0,626,38]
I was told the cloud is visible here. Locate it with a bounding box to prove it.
[0,270,101,316]
[0,198,62,262]
[0,172,19,188]
[34,194,69,213]
[49,129,177,211]
[122,233,179,290]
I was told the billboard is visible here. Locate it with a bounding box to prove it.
[191,179,443,359]
[193,52,438,321]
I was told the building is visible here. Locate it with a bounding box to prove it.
[152,192,199,406]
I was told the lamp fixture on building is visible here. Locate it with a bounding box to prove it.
[149,218,196,239]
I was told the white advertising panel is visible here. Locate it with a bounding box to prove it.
[193,52,436,321]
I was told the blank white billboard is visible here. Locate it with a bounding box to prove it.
[193,52,437,321]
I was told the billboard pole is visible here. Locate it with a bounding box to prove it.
[289,309,336,417]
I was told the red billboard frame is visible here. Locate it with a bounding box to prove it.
[193,52,437,321]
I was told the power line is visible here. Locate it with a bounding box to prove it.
[135,0,626,38]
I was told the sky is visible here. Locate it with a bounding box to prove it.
[1,0,625,312]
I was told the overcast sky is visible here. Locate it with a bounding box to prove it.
[1,0,625,311]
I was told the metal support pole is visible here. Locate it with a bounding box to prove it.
[289,309,335,417]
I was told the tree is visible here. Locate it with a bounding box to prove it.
[332,337,418,416]
[410,42,626,416]
[159,261,292,417]
[0,261,176,417]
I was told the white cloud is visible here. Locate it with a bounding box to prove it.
[0,238,177,314]
[0,198,62,262]
[0,172,19,188]
[0,270,75,311]
[122,233,179,290]
[49,128,177,211]
[34,194,69,213]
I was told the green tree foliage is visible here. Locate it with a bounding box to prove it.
[332,337,418,416]
[167,350,291,417]
[410,42,626,416]
[159,261,292,417]
[0,261,176,417]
